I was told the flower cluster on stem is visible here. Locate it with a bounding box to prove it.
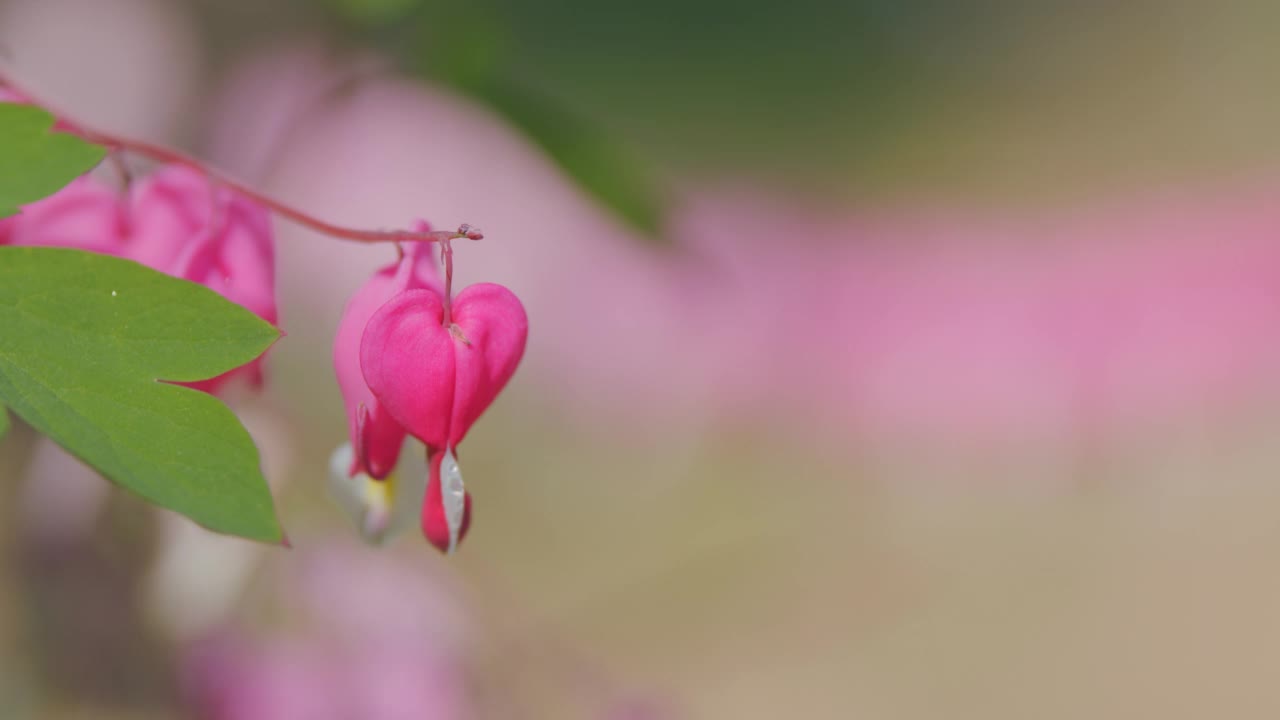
[1,71,526,554]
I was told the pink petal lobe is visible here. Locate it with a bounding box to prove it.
[336,273,406,477]
[360,288,456,450]
[334,240,439,476]
[449,283,529,447]
[354,403,406,480]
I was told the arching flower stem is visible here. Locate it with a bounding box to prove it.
[0,68,481,246]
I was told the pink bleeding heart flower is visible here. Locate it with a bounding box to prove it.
[362,277,526,553]
[1,162,278,395]
[335,232,526,553]
[126,165,279,393]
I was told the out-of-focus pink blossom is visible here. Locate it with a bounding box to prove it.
[674,188,1280,447]
[128,165,277,322]
[2,164,279,395]
[1,176,127,254]
[182,542,473,720]
[128,165,279,393]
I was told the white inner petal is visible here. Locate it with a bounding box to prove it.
[327,442,393,544]
[328,442,355,481]
[388,440,429,537]
[441,448,466,554]
[327,441,431,546]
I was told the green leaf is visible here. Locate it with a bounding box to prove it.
[0,403,9,440]
[0,102,106,218]
[0,247,283,542]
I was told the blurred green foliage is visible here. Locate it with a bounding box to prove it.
[319,0,983,220]
[201,0,1280,209]
[327,0,666,235]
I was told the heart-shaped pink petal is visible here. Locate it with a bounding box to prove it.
[448,283,529,447]
[360,282,527,449]
[360,288,456,449]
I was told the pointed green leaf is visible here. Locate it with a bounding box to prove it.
[0,247,283,542]
[0,404,9,440]
[0,102,106,218]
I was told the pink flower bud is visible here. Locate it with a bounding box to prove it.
[333,232,442,479]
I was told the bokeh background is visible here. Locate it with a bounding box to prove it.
[4,0,1280,717]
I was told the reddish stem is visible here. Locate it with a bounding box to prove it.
[440,239,455,326]
[0,69,482,246]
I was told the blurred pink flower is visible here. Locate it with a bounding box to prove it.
[685,188,1280,445]
[128,165,279,393]
[183,542,474,720]
[1,175,127,253]
[3,164,279,394]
